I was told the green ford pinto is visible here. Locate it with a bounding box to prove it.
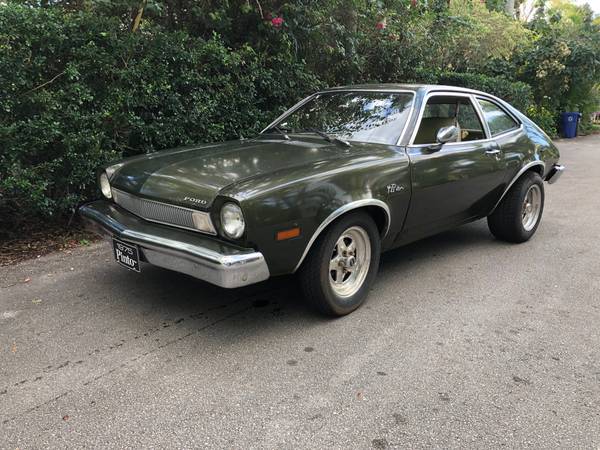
[80,84,564,316]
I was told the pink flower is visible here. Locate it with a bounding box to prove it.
[271,17,284,28]
[375,18,387,30]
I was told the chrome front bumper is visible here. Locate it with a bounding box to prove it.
[546,164,565,184]
[79,201,270,288]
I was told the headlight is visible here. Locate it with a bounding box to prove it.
[220,203,245,239]
[100,172,112,199]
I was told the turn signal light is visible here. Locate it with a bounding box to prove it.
[192,211,217,235]
[276,227,300,241]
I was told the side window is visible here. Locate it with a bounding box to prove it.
[477,99,519,136]
[413,96,486,145]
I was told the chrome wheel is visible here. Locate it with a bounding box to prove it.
[522,184,542,231]
[329,226,371,298]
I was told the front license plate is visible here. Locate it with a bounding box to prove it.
[112,239,140,272]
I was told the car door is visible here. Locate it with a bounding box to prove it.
[400,93,508,238]
[475,97,526,188]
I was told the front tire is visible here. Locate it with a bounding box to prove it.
[488,171,545,243]
[299,212,381,316]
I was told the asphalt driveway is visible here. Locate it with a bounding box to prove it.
[1,135,599,448]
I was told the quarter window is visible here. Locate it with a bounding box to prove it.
[477,99,519,136]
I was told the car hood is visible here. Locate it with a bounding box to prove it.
[110,137,358,209]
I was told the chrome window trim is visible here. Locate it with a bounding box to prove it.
[261,89,416,148]
[471,94,492,138]
[488,124,524,140]
[292,198,391,273]
[261,94,317,134]
[408,124,524,149]
[490,160,546,213]
[112,189,217,236]
[408,91,492,147]
[396,95,417,146]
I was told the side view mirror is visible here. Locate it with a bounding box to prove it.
[436,125,460,144]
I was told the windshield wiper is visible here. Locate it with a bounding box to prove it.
[267,126,290,140]
[307,128,351,148]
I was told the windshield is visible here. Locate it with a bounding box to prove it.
[267,91,414,145]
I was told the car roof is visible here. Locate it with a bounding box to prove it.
[322,83,490,97]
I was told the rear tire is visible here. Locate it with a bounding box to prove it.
[488,171,544,243]
[298,212,381,316]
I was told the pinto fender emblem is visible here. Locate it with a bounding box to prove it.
[183,196,208,205]
[386,183,405,194]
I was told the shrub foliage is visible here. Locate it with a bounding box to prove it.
[0,5,319,233]
[0,0,598,234]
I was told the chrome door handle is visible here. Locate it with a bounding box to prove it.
[485,149,501,155]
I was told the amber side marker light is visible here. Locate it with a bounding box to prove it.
[277,227,301,241]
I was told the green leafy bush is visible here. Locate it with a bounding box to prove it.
[0,5,319,235]
[526,105,558,137]
[410,70,535,113]
[1,0,598,236]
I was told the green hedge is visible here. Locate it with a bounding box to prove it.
[410,70,535,113]
[0,5,550,236]
[437,72,534,113]
[0,5,320,235]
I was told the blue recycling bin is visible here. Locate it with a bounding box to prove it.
[560,112,579,138]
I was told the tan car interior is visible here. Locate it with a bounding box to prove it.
[413,96,486,145]
[413,117,456,145]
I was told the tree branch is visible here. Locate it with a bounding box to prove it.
[255,0,264,19]
[21,71,66,96]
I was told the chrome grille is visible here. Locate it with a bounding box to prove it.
[112,189,215,234]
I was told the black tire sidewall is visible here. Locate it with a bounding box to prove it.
[488,171,545,243]
[314,213,381,316]
[514,173,545,241]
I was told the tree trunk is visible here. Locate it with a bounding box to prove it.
[505,0,515,16]
[131,0,147,33]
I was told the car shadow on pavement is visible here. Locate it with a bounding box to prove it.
[0,218,503,414]
[379,219,496,276]
[60,218,501,374]
[106,219,496,330]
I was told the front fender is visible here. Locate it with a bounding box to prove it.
[227,151,411,276]
[290,198,391,273]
